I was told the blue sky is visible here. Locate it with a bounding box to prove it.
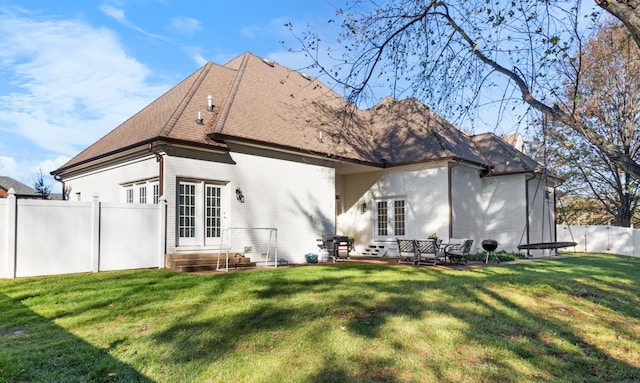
[0,1,600,192]
[0,0,345,191]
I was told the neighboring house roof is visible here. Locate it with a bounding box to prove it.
[0,176,40,197]
[52,52,539,176]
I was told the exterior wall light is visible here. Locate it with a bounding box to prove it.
[360,202,367,213]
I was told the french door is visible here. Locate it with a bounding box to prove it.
[374,198,406,240]
[178,181,227,247]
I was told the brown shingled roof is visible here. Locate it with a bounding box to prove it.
[471,132,552,177]
[359,97,488,166]
[54,52,538,175]
[211,53,375,162]
[54,62,233,172]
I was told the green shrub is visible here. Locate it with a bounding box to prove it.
[466,251,526,262]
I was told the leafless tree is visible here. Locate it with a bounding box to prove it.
[295,0,640,181]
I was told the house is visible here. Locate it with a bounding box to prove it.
[0,176,41,199]
[51,52,558,264]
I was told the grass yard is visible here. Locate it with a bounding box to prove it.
[1,253,639,382]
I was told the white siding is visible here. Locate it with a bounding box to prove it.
[164,151,335,263]
[480,175,527,252]
[64,155,159,202]
[61,148,334,264]
[451,165,484,248]
[338,164,449,252]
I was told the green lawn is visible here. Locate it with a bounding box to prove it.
[1,253,639,382]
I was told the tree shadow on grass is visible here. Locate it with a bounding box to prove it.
[9,256,636,382]
[149,258,640,382]
[0,292,154,383]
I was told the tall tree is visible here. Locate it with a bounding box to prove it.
[564,20,640,227]
[297,1,640,181]
[528,20,640,227]
[596,0,640,49]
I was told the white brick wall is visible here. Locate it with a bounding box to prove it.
[163,150,335,263]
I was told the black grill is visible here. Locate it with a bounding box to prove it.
[482,239,498,252]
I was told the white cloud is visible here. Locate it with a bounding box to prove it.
[170,17,202,36]
[99,2,166,41]
[0,10,169,156]
[0,156,18,177]
[99,4,127,24]
[182,46,208,67]
[33,155,70,176]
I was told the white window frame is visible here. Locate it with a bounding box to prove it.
[139,185,147,204]
[177,179,229,248]
[178,182,197,243]
[152,183,160,204]
[121,179,159,204]
[374,197,406,240]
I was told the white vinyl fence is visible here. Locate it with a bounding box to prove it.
[1,189,166,279]
[556,224,640,258]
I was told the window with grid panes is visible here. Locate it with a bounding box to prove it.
[139,186,146,204]
[178,183,196,238]
[152,183,160,204]
[205,185,221,238]
[377,200,388,236]
[394,200,405,236]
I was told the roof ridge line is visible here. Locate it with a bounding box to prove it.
[212,53,250,134]
[159,62,213,137]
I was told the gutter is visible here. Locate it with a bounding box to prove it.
[148,143,165,197]
[53,174,66,201]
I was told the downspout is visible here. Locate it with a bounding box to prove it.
[524,173,537,257]
[53,175,66,200]
[448,161,460,239]
[148,143,164,197]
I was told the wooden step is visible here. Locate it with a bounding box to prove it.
[166,252,256,272]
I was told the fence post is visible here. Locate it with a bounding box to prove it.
[2,189,17,279]
[91,194,100,272]
[158,196,167,268]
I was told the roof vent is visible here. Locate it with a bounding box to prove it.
[262,58,275,67]
[300,72,313,81]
